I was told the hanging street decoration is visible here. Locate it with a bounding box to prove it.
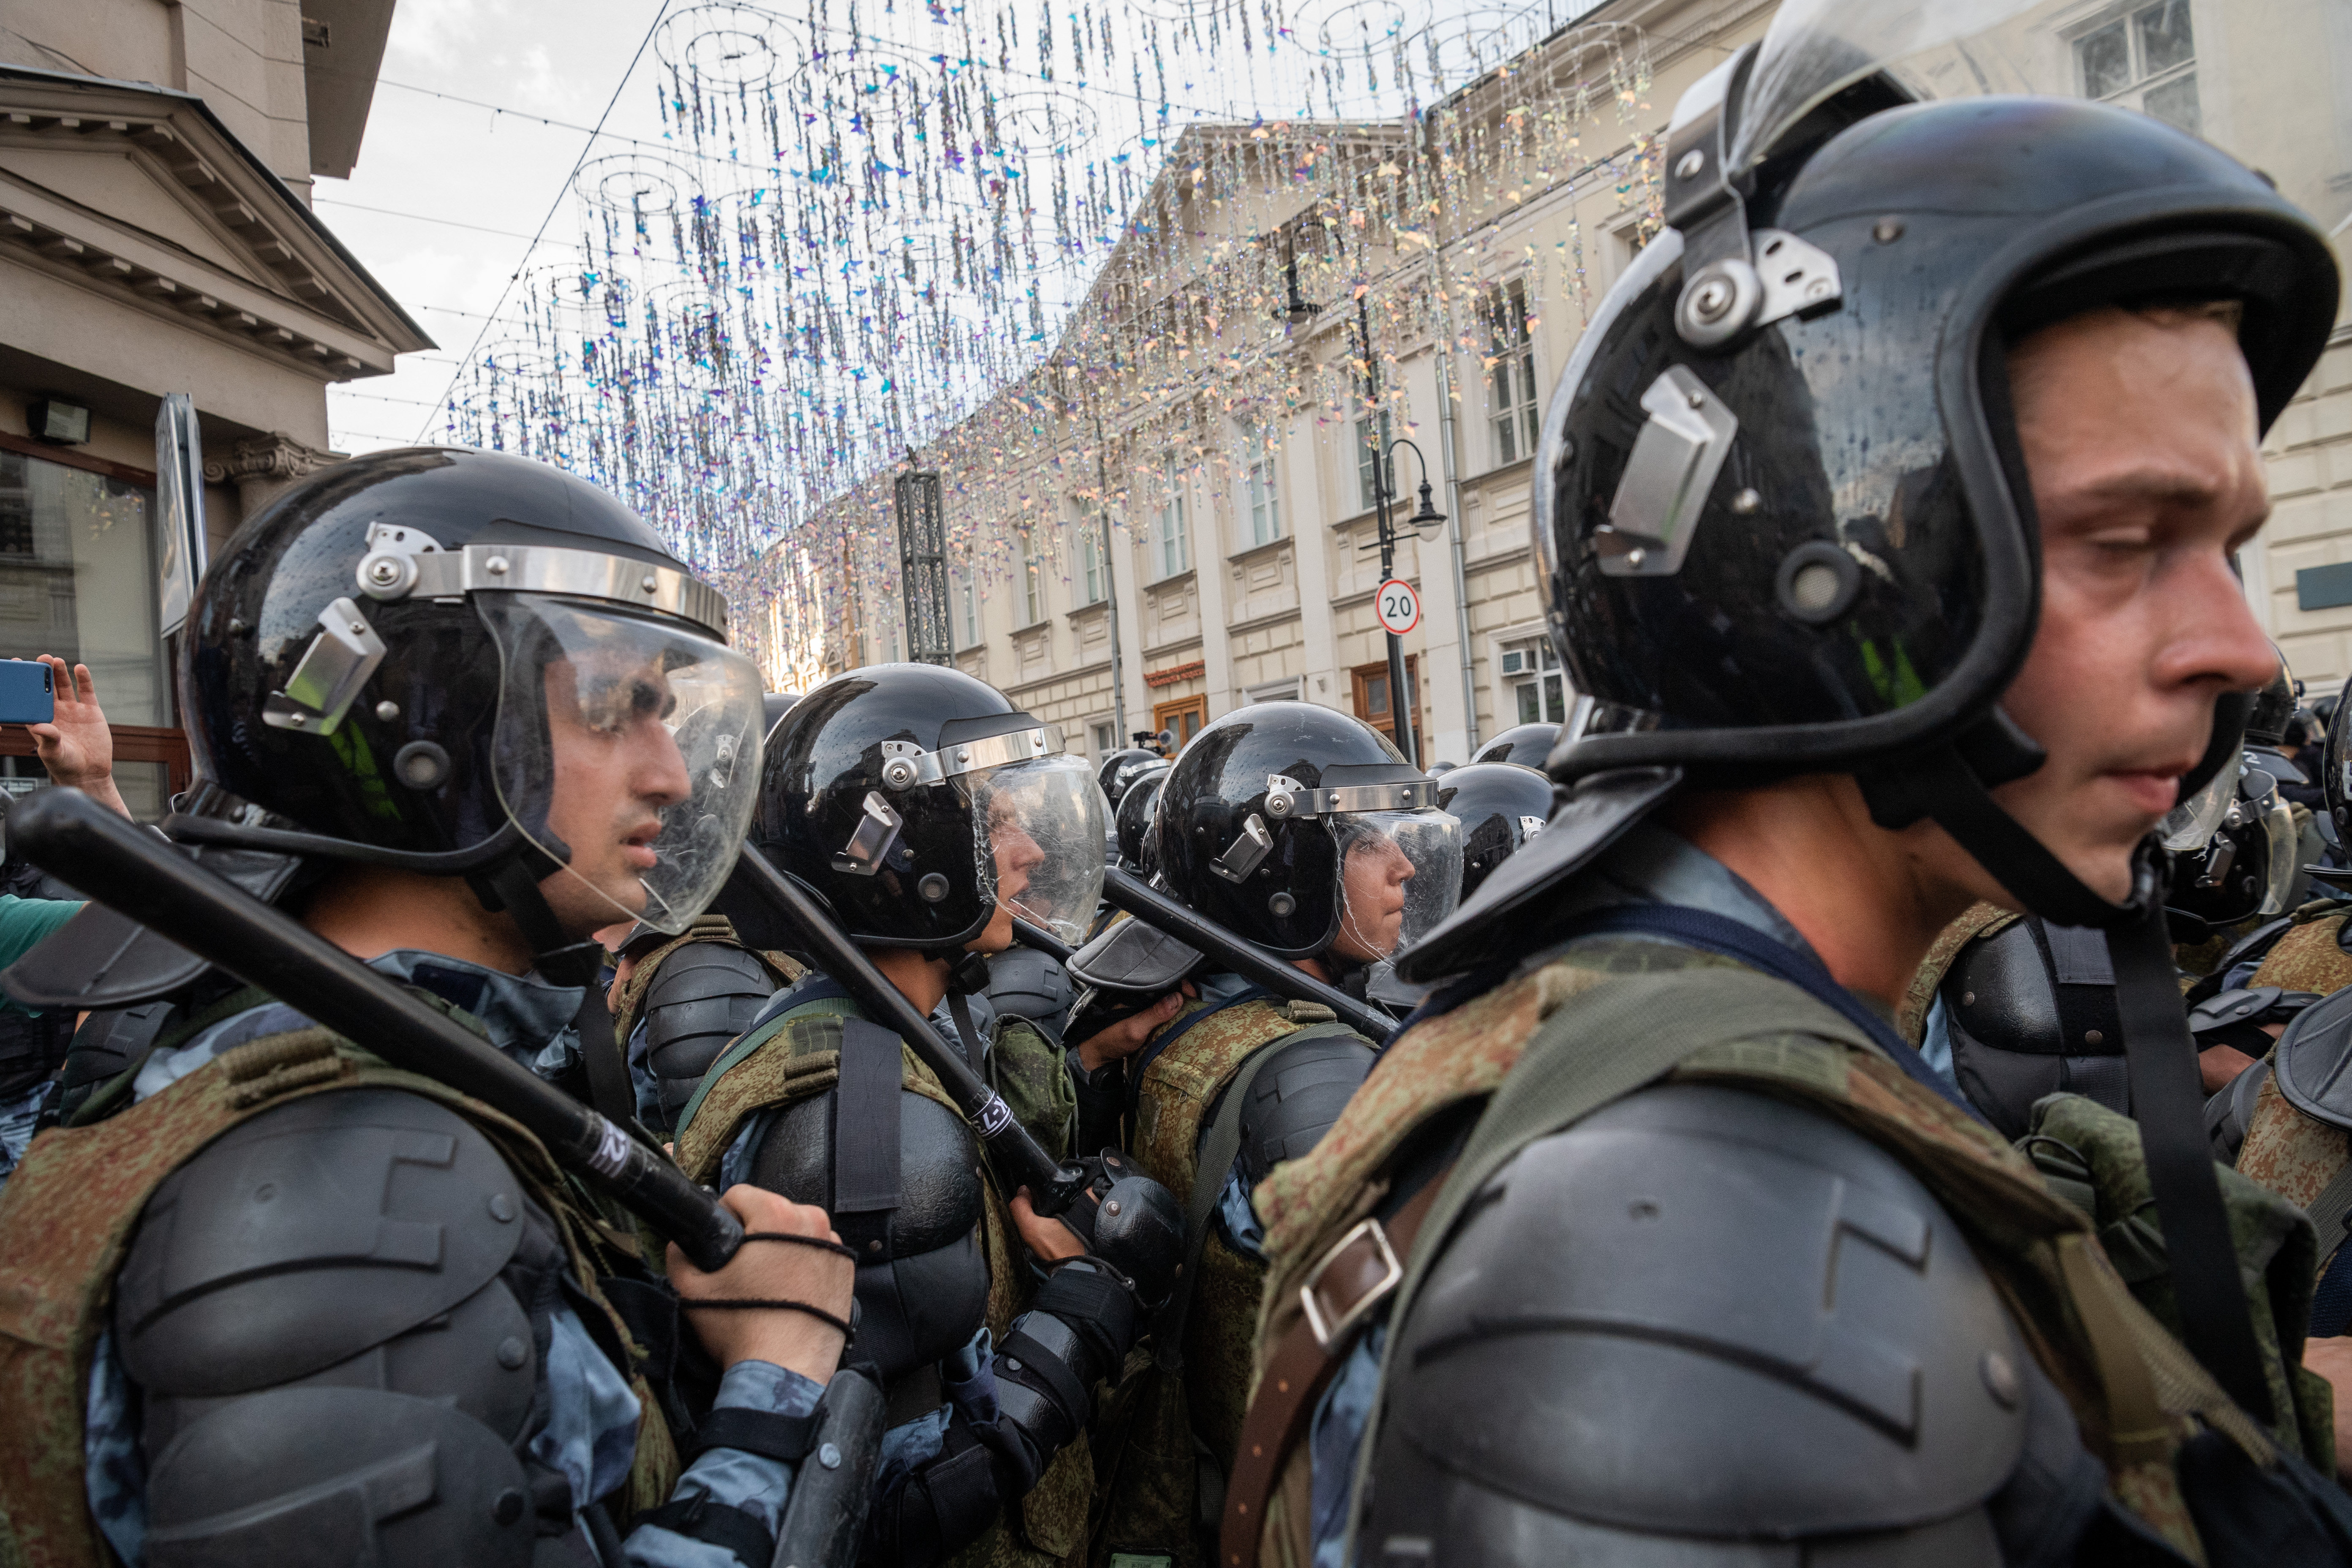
[433,0,1662,686]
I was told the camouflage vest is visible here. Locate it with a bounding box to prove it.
[608,912,806,1049]
[0,1030,679,1568]
[1244,940,2321,1568]
[2249,909,2352,996]
[672,990,1091,1568]
[1089,993,1356,1568]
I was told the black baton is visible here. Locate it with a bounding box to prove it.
[3,789,746,1271]
[1098,866,1395,1039]
[729,844,1089,1213]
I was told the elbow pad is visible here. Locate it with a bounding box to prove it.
[872,1262,1141,1568]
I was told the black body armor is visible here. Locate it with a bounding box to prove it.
[1938,917,2128,1140]
[119,1089,579,1565]
[640,941,784,1132]
[1363,1084,2108,1565]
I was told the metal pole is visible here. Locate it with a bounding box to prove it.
[1435,335,1478,756]
[1093,416,1128,743]
[1359,298,1418,769]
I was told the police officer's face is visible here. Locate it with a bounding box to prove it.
[1992,305,2278,902]
[539,653,694,934]
[971,792,1047,954]
[1333,829,1413,963]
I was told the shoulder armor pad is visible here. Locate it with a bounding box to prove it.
[2,845,300,1011]
[145,1386,534,1567]
[985,944,1074,1024]
[1369,1083,2035,1555]
[2187,915,2299,1005]
[1068,915,1203,995]
[1942,919,2127,1139]
[1232,1029,1375,1186]
[641,940,781,1106]
[116,1088,531,1397]
[2271,984,2352,1132]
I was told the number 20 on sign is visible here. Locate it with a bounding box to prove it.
[1376,579,1422,637]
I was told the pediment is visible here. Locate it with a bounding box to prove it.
[0,65,431,378]
[0,142,274,289]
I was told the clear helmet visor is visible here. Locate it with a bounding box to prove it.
[969,752,1107,947]
[1331,808,1464,965]
[1725,0,2056,171]
[2160,750,2244,852]
[482,593,764,935]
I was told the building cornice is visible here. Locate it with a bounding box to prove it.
[0,65,433,380]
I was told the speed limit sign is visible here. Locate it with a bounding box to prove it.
[1375,578,1421,636]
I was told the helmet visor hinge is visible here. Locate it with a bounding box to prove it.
[1211,813,1274,883]
[262,596,387,736]
[832,790,905,876]
[1598,367,1739,579]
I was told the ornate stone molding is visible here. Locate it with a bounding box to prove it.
[203,431,343,487]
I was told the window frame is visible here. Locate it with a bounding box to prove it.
[1241,429,1283,549]
[1482,278,1541,469]
[1153,457,1192,582]
[1020,532,1048,627]
[1355,411,1395,513]
[2071,0,2198,134]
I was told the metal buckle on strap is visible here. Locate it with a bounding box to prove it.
[1298,1216,1403,1351]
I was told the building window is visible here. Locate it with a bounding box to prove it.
[956,573,980,648]
[1076,513,1107,606]
[2077,0,2198,135]
[1483,278,1541,467]
[0,450,172,817]
[1356,411,1394,512]
[1021,535,1047,626]
[1242,431,1282,548]
[1154,459,1191,580]
[1350,656,1420,746]
[1092,721,1116,754]
[1153,693,1207,751]
[1500,636,1568,724]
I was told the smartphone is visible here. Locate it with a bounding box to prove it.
[0,661,54,726]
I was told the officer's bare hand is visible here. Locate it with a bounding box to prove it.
[1074,991,1186,1072]
[2301,1335,2352,1481]
[670,1184,854,1383]
[2199,1044,2260,1095]
[1009,1186,1089,1263]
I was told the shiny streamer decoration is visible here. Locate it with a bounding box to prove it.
[437,0,1659,685]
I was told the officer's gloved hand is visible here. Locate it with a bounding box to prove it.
[1010,1150,1184,1309]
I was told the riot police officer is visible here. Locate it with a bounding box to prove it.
[1071,700,1459,1565]
[668,661,1169,1568]
[0,447,860,1566]
[1223,27,2350,1566]
[1432,758,1554,903]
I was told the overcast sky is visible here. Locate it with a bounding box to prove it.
[319,0,678,455]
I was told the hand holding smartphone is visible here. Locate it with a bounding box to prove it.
[0,661,55,727]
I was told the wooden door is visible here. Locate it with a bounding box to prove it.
[1350,656,1421,749]
[1152,694,1208,752]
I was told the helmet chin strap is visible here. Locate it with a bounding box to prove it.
[470,847,665,1156]
[1857,696,2275,1424]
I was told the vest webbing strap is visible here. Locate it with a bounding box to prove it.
[670,981,860,1145]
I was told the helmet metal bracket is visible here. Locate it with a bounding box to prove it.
[1596,367,1739,579]
[832,791,906,877]
[261,596,387,736]
[1211,813,1274,883]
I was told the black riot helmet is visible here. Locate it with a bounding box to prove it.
[175,446,764,940]
[2160,737,2296,929]
[2243,649,2298,749]
[2326,678,2352,840]
[1469,723,1558,769]
[1400,24,2338,982]
[1155,701,1461,962]
[1435,762,1556,903]
[1113,760,1171,871]
[1098,747,1168,812]
[754,663,1105,953]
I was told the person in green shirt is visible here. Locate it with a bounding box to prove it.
[0,654,133,1181]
